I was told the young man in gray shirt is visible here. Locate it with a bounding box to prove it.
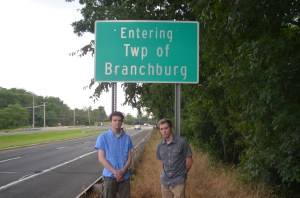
[156,118,193,198]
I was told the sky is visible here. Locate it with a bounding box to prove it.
[0,0,137,116]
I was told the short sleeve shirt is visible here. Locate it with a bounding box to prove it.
[156,135,192,188]
[95,130,133,180]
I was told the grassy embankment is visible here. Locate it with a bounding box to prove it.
[130,130,274,198]
[0,128,104,151]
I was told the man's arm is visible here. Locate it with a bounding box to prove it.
[186,157,193,172]
[157,159,163,169]
[120,151,133,175]
[98,150,117,175]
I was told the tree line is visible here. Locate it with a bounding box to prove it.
[0,87,154,129]
[66,0,300,197]
[0,87,109,129]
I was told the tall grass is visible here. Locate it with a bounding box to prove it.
[130,130,274,198]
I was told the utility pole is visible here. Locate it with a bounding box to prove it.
[43,102,46,127]
[73,109,76,126]
[26,100,45,128]
[87,108,90,126]
[32,95,35,128]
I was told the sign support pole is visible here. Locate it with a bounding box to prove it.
[175,83,181,137]
[112,82,117,112]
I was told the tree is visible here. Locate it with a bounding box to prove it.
[42,96,71,127]
[0,87,32,109]
[192,0,300,195]
[0,104,29,129]
[124,113,135,125]
[0,87,109,128]
[96,106,108,122]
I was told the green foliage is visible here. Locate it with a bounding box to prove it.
[122,83,174,119]
[0,87,110,128]
[0,87,32,109]
[0,104,29,129]
[193,0,300,196]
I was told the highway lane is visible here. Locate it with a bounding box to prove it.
[0,127,152,198]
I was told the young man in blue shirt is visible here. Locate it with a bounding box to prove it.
[95,111,133,198]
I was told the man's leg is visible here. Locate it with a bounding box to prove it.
[171,182,186,198]
[161,184,174,198]
[103,177,118,198]
[117,178,130,198]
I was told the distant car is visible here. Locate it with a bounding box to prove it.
[134,124,141,130]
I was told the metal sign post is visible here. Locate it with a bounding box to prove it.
[111,82,117,112]
[175,83,181,136]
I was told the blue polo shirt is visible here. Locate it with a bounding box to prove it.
[95,130,133,180]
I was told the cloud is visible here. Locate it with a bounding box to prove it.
[0,0,137,116]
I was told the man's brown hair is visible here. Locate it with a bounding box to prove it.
[157,118,173,128]
[109,111,124,121]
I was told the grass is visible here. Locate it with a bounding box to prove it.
[130,129,274,198]
[0,128,104,150]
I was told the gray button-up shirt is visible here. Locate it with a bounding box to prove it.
[156,135,192,187]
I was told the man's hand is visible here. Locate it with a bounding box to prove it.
[114,170,125,182]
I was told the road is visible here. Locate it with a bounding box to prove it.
[0,127,151,198]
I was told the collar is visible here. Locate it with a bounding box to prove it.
[162,134,178,145]
[108,129,123,138]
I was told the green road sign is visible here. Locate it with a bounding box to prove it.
[94,20,199,83]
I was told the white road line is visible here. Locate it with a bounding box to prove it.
[19,173,35,180]
[0,150,97,191]
[56,146,68,150]
[0,172,20,174]
[0,157,21,163]
[130,130,145,137]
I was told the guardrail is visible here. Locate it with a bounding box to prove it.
[76,129,153,198]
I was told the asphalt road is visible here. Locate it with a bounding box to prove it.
[0,127,151,198]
